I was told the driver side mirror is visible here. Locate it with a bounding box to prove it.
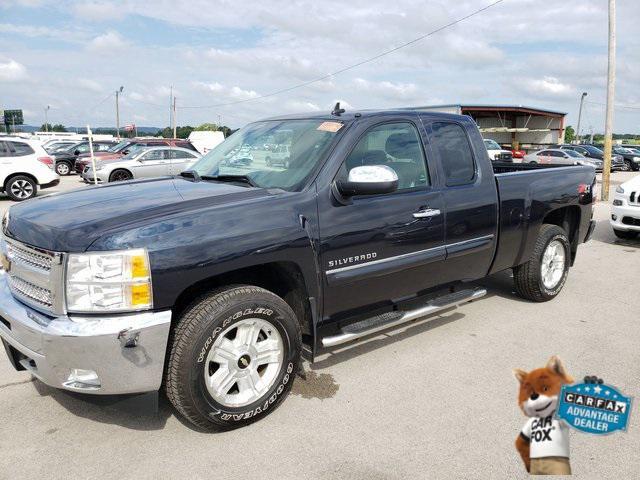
[336,165,399,197]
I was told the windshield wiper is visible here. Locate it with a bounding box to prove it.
[201,174,258,187]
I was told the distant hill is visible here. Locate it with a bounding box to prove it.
[8,125,161,135]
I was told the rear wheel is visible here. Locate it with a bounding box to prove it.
[109,169,133,182]
[513,224,570,302]
[55,161,71,176]
[165,285,301,431]
[613,229,638,240]
[5,175,37,201]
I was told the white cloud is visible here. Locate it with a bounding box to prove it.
[193,81,259,102]
[0,59,27,82]
[353,78,419,102]
[72,1,124,21]
[87,30,128,52]
[77,78,103,93]
[518,76,575,99]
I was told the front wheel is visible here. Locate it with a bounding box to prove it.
[165,286,301,431]
[513,224,570,302]
[613,229,638,240]
[109,169,133,182]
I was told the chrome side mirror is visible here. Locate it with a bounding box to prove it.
[336,165,399,197]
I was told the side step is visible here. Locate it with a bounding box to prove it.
[321,288,487,348]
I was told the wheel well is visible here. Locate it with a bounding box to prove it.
[542,206,581,260]
[4,173,38,191]
[171,262,314,345]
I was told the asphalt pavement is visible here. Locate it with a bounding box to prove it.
[0,173,638,479]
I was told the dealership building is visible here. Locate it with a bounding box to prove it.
[414,104,567,151]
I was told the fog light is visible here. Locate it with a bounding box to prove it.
[64,368,101,390]
[613,199,623,206]
[612,214,617,221]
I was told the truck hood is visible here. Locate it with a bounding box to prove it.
[5,177,271,252]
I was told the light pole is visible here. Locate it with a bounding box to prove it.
[44,105,50,132]
[575,92,587,144]
[115,85,124,138]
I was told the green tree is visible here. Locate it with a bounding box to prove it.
[40,123,67,132]
[564,125,575,143]
[195,123,219,131]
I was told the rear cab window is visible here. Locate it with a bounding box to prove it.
[429,122,476,186]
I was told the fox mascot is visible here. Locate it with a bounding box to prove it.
[514,356,574,475]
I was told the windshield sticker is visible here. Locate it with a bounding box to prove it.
[317,121,343,133]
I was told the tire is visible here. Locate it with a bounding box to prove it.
[624,160,633,171]
[5,175,37,201]
[613,229,638,240]
[165,285,302,431]
[55,161,71,176]
[513,224,571,302]
[109,169,133,182]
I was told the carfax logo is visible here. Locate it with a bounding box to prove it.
[557,382,632,435]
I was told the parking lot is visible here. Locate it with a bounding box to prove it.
[0,172,637,479]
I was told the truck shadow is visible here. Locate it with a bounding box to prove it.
[31,381,184,432]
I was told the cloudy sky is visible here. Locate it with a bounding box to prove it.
[1,0,639,132]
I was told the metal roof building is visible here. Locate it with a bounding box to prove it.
[413,104,567,151]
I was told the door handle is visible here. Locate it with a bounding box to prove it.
[413,208,441,218]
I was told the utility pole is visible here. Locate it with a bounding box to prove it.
[44,105,50,132]
[169,85,174,136]
[115,85,124,138]
[575,92,587,144]
[173,96,177,138]
[602,0,616,201]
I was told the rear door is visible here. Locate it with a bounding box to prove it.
[423,118,498,283]
[318,118,447,321]
[131,149,171,178]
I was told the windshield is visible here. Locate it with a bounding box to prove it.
[191,119,345,191]
[583,145,603,155]
[110,140,130,152]
[120,144,147,160]
[484,139,501,150]
[564,150,583,158]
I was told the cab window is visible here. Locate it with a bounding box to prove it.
[430,122,476,186]
[341,122,428,191]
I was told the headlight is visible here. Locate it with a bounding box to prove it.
[65,249,152,313]
[616,186,625,194]
[633,156,640,162]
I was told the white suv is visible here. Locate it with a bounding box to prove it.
[0,137,60,201]
[611,174,640,239]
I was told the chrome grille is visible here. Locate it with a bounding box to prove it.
[2,237,63,314]
[7,275,53,307]
[7,241,52,272]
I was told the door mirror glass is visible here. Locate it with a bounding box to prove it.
[337,165,399,196]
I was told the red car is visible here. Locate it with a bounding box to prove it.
[74,138,197,174]
[511,148,526,159]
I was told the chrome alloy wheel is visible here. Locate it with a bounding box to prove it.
[541,239,566,289]
[204,318,284,407]
[10,179,34,199]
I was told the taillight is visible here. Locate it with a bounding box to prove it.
[37,156,54,169]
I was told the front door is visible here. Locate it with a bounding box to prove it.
[318,119,446,321]
[132,149,171,178]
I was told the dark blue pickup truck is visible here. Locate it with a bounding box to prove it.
[0,107,596,430]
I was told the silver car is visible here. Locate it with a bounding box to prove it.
[83,146,201,183]
[522,148,602,171]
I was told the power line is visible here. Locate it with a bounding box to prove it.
[179,0,505,109]
[586,100,640,111]
[88,92,114,111]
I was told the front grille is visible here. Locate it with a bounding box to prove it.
[7,242,52,272]
[8,275,53,307]
[2,237,62,314]
[622,216,640,226]
[630,191,639,205]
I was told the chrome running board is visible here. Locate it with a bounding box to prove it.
[321,288,487,348]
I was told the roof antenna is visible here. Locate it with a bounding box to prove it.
[331,102,346,116]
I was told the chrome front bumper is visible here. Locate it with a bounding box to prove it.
[0,271,171,394]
